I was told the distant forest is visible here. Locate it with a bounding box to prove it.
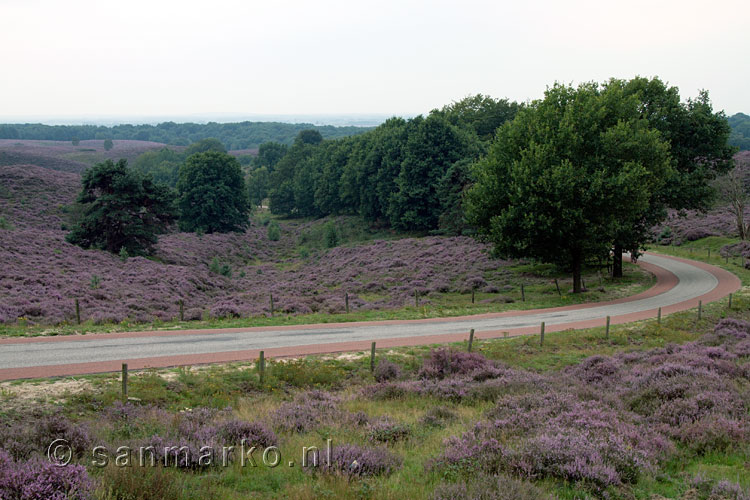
[729,112,750,150]
[0,122,372,150]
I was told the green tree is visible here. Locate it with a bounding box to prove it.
[103,138,113,151]
[606,77,735,276]
[387,115,469,230]
[66,159,177,255]
[71,137,80,146]
[185,137,227,156]
[467,82,665,292]
[434,94,522,142]
[247,166,270,207]
[132,147,183,187]
[294,129,323,146]
[255,142,289,170]
[267,220,281,241]
[177,151,249,233]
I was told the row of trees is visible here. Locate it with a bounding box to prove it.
[0,122,370,150]
[467,78,734,291]
[251,95,520,233]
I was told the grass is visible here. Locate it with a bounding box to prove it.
[0,262,652,338]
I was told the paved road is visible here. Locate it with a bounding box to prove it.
[0,253,740,380]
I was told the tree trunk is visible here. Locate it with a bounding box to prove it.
[572,253,583,293]
[612,243,623,278]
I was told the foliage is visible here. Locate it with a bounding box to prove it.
[177,151,249,233]
[131,147,183,187]
[103,138,113,151]
[467,81,671,291]
[66,159,177,255]
[184,137,226,156]
[433,93,522,142]
[266,220,281,241]
[729,112,750,150]
[373,359,402,382]
[0,449,94,500]
[316,443,402,477]
[0,122,371,150]
[247,166,270,207]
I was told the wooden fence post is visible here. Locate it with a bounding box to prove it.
[698,300,702,321]
[370,342,376,372]
[179,299,184,322]
[729,293,733,309]
[554,279,561,297]
[467,329,475,352]
[75,298,81,325]
[520,283,525,302]
[605,316,610,339]
[270,294,274,317]
[121,363,128,402]
[471,288,475,304]
[657,307,662,325]
[345,293,349,314]
[540,322,545,346]
[258,351,265,384]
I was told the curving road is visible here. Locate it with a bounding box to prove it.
[0,252,740,380]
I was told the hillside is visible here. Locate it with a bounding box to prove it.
[0,161,509,326]
[0,139,177,173]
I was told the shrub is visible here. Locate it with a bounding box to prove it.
[366,417,411,443]
[418,348,492,379]
[210,301,240,319]
[267,220,281,241]
[315,443,401,477]
[373,359,402,382]
[212,420,277,448]
[0,449,94,500]
[324,221,339,248]
[272,390,341,433]
[679,415,747,454]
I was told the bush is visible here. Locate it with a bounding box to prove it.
[418,348,492,379]
[267,220,281,241]
[324,221,339,248]
[314,443,401,477]
[366,417,411,443]
[0,449,93,500]
[212,420,277,448]
[373,359,402,382]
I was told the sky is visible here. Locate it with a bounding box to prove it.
[1,0,748,123]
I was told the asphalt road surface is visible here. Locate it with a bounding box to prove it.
[0,252,740,380]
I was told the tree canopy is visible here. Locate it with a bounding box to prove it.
[466,82,673,292]
[177,152,250,233]
[66,159,177,255]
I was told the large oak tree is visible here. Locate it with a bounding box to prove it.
[467,82,672,292]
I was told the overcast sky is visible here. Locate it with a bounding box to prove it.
[1,0,748,123]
